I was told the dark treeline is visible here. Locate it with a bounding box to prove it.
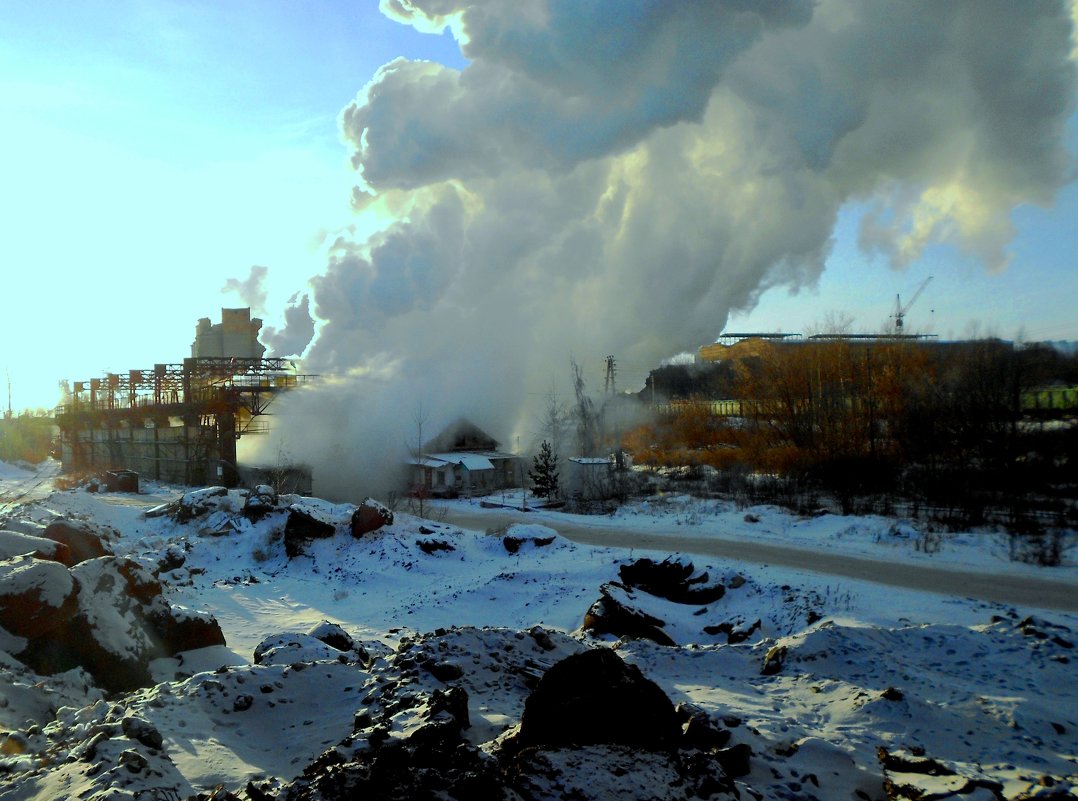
[627,340,1078,537]
[0,414,56,465]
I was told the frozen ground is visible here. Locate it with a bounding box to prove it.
[0,463,1075,799]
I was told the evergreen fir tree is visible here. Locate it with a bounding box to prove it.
[529,440,560,499]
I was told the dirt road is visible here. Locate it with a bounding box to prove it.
[438,506,1078,613]
[0,460,61,515]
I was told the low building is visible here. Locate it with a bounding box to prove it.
[408,419,519,497]
[566,457,613,499]
[565,452,633,499]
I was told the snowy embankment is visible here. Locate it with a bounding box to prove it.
[0,468,1075,800]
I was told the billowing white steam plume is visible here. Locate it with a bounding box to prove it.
[250,0,1077,500]
[222,265,269,313]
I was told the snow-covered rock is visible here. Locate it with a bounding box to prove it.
[0,555,78,638]
[350,497,394,537]
[41,518,114,564]
[1,554,225,694]
[0,529,69,563]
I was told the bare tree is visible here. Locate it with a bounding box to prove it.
[570,357,601,457]
[405,403,430,519]
[534,379,570,458]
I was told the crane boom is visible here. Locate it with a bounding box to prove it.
[893,276,933,331]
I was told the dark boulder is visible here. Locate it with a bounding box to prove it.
[704,618,762,644]
[243,485,279,521]
[761,644,787,675]
[715,743,753,778]
[416,538,454,554]
[155,545,187,575]
[306,620,355,652]
[0,530,72,564]
[10,555,224,693]
[175,486,229,522]
[503,533,556,554]
[510,648,681,752]
[150,606,226,653]
[42,519,113,565]
[582,583,676,646]
[618,556,726,604]
[284,507,337,558]
[351,499,393,537]
[681,709,732,751]
[0,555,79,638]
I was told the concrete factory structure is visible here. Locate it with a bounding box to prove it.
[56,309,312,487]
[192,307,266,359]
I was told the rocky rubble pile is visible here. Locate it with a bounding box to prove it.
[268,626,751,801]
[583,555,759,646]
[0,517,224,695]
[145,487,394,558]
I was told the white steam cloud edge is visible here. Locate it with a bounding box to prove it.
[245,0,1077,501]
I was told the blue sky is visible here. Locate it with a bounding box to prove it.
[1,1,461,410]
[731,178,1078,342]
[1,1,1076,413]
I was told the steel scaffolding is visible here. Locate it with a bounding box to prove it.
[56,357,314,487]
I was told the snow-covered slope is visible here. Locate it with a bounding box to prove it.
[0,473,1074,800]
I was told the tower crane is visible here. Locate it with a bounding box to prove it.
[892,276,933,332]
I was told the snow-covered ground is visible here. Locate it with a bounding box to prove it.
[0,464,1075,800]
[442,490,1078,583]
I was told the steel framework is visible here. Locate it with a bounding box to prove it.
[56,357,314,486]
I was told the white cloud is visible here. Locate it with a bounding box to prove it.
[257,0,1077,496]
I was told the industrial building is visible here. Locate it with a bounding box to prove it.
[56,309,312,487]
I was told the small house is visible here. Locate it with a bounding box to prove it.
[565,452,634,500]
[566,457,614,499]
[408,419,519,497]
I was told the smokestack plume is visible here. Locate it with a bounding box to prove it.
[251,0,1078,500]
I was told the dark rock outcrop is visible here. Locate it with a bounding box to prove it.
[284,506,337,558]
[42,519,113,565]
[502,533,556,554]
[582,583,676,646]
[350,499,393,537]
[3,555,224,693]
[0,555,79,638]
[509,648,681,752]
[618,556,726,604]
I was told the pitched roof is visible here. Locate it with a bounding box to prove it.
[423,418,500,452]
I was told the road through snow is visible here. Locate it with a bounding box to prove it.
[438,506,1078,613]
[0,459,60,515]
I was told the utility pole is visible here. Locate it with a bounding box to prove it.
[4,371,11,420]
[603,355,624,469]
